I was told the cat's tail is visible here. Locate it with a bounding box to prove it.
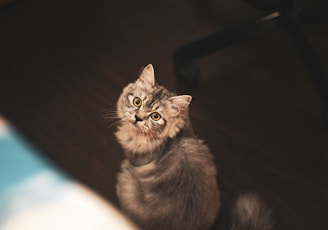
[231,193,275,230]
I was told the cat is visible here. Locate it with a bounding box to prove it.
[114,64,274,230]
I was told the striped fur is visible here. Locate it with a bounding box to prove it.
[114,64,275,230]
[115,64,220,230]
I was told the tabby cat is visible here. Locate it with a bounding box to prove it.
[114,64,274,230]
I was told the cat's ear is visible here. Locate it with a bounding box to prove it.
[168,95,192,116]
[137,64,155,87]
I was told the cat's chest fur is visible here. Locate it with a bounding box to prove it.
[115,135,220,230]
[115,121,162,154]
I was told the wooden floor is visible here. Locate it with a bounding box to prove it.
[1,0,328,229]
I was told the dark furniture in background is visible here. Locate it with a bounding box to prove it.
[174,0,328,126]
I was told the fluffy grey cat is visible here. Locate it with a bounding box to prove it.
[114,64,274,230]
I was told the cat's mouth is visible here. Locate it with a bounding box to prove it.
[120,114,149,133]
[130,115,144,126]
[123,118,146,132]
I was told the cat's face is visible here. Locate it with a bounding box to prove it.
[116,64,192,143]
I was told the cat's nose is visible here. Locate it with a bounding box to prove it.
[135,115,143,123]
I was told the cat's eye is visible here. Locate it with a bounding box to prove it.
[150,112,161,121]
[132,97,142,108]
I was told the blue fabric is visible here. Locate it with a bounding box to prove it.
[0,122,71,227]
[0,125,61,190]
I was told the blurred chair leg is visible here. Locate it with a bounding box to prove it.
[174,0,328,127]
[173,11,279,85]
[280,10,328,127]
[300,9,328,25]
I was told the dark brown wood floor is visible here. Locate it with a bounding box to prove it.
[1,0,327,229]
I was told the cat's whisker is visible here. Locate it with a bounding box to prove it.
[107,119,122,129]
[103,115,119,120]
[124,112,131,118]
[100,109,122,128]
[101,109,119,120]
